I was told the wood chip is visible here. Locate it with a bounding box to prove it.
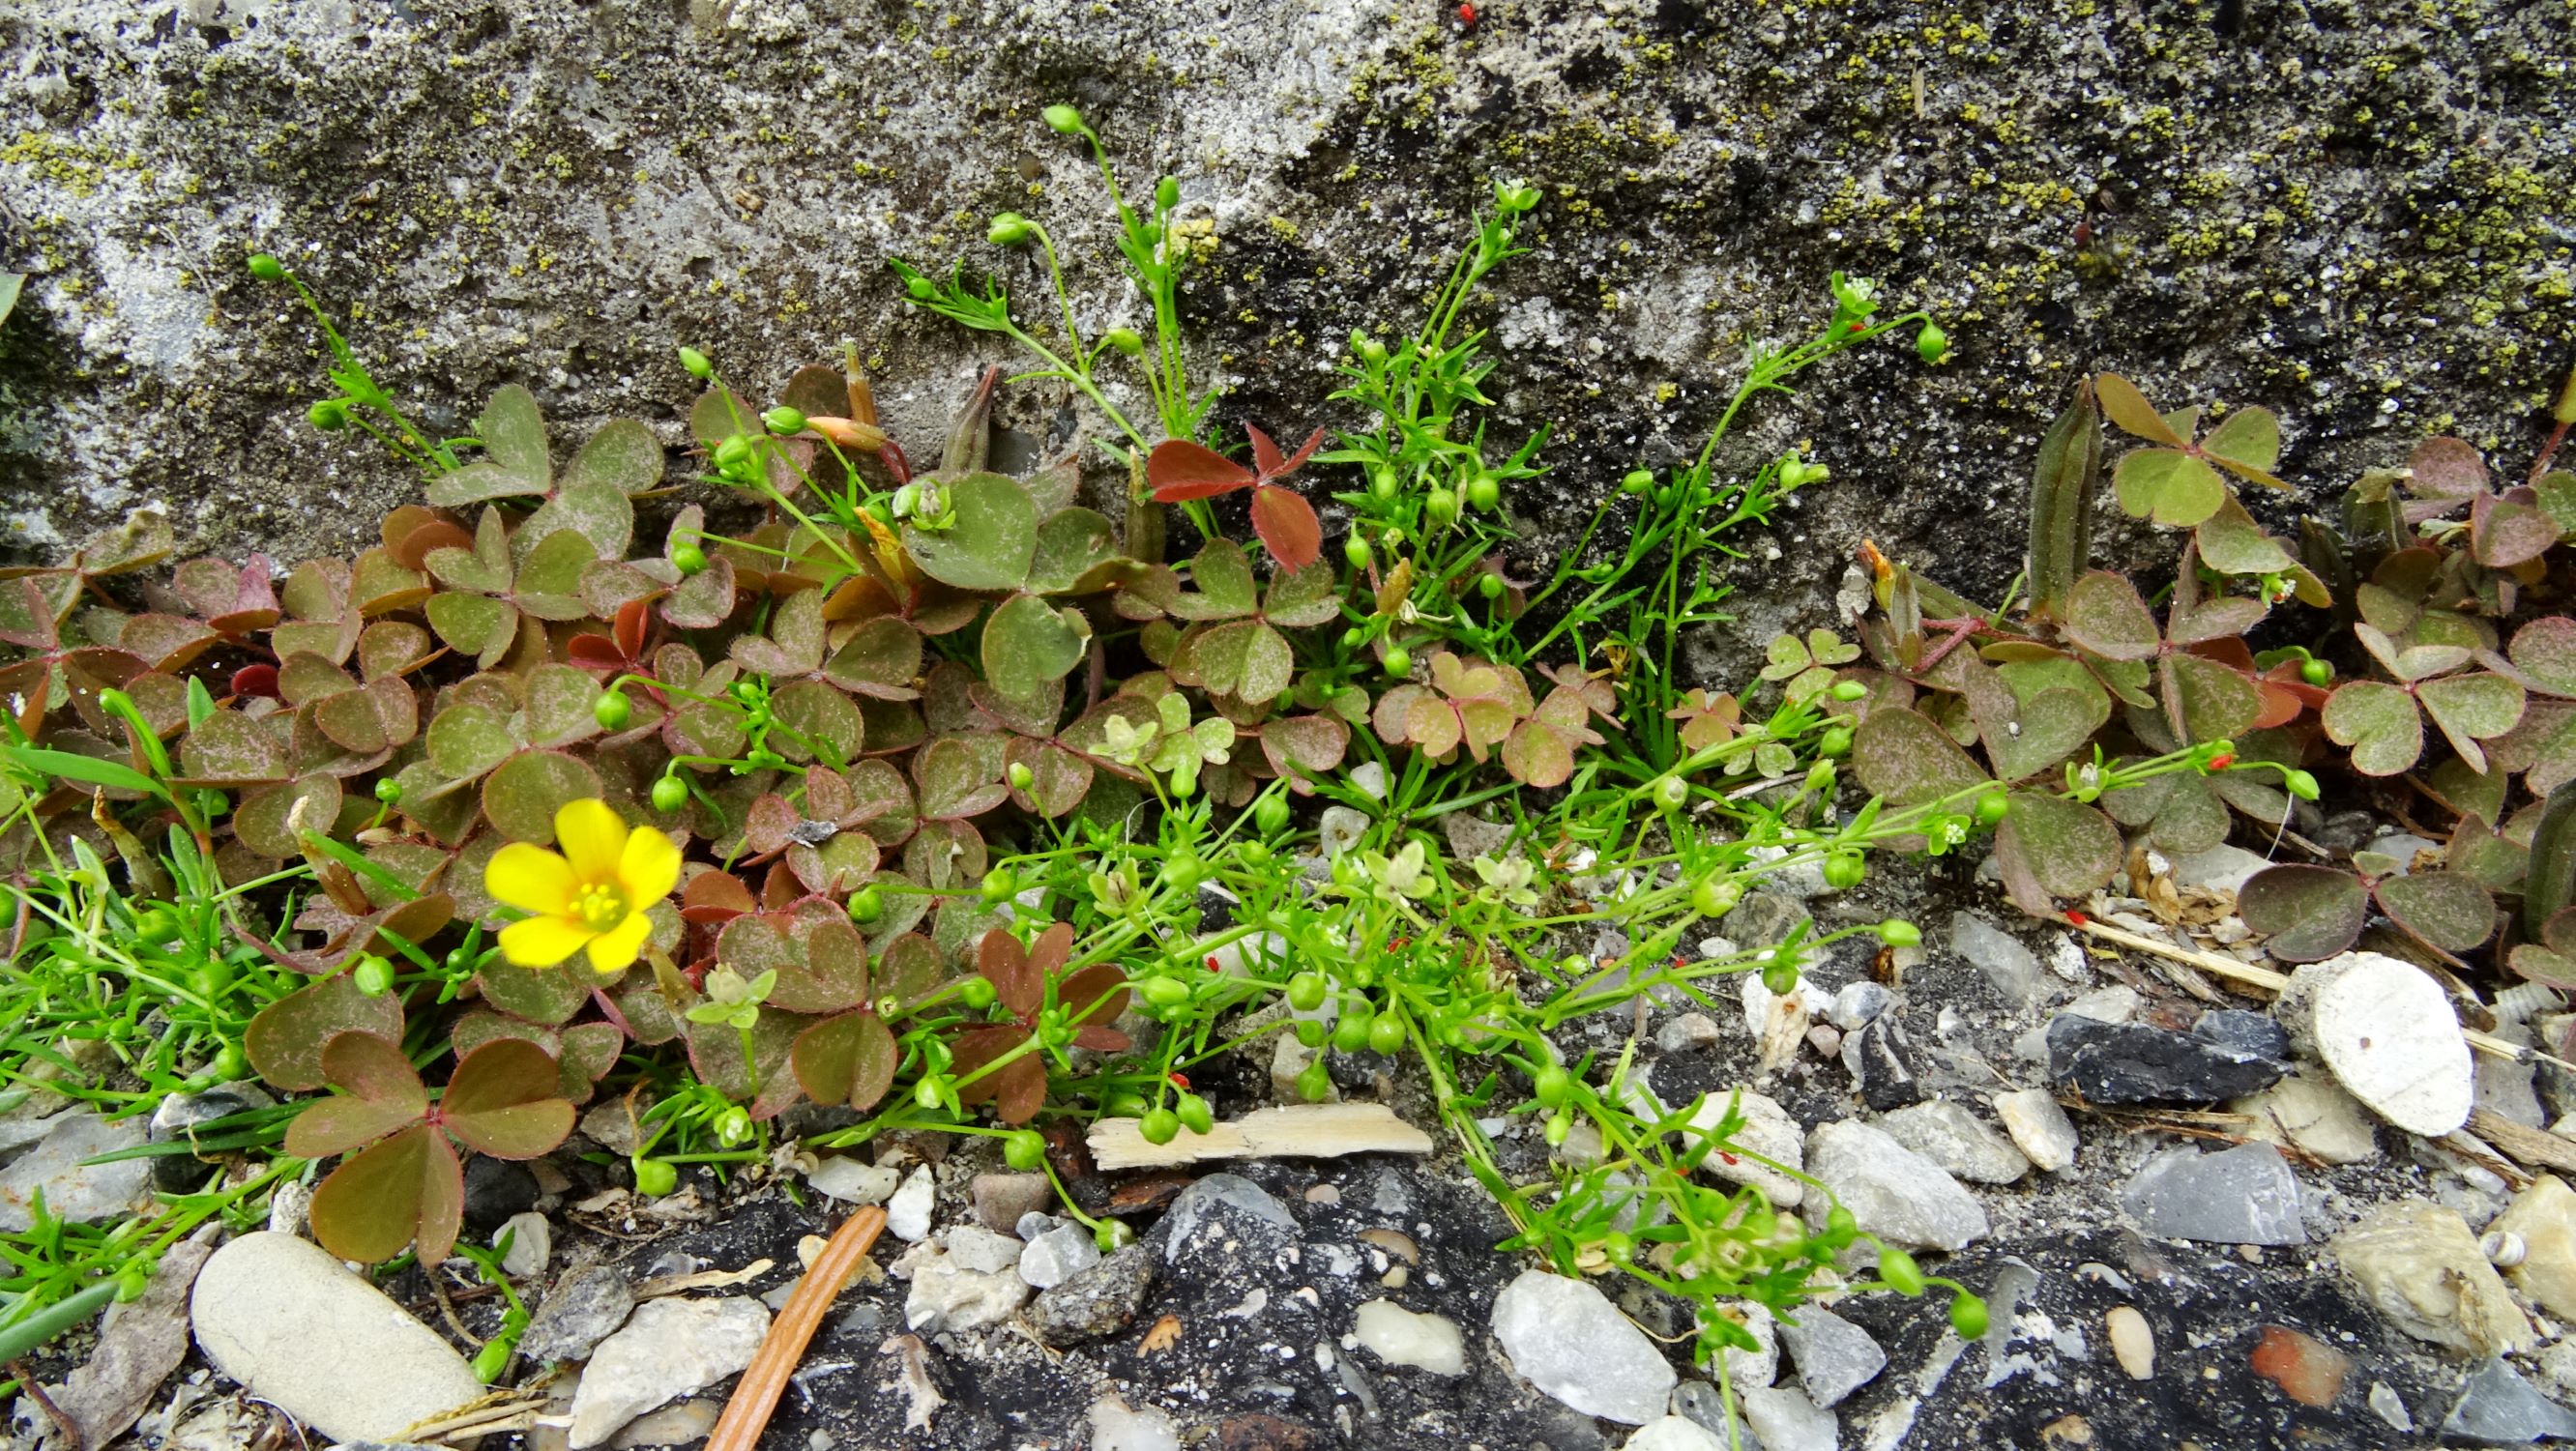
[1087,1103,1434,1172]
[634,1258,775,1299]
[2469,1110,2576,1177]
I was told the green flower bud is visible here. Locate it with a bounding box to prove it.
[1877,918,1922,947]
[1383,647,1413,678]
[763,406,806,435]
[1479,572,1505,599]
[714,434,753,472]
[672,542,708,575]
[1104,327,1145,356]
[2300,657,2332,686]
[1621,469,1654,495]
[2283,768,2321,800]
[593,692,632,730]
[1138,1107,1181,1145]
[1466,474,1500,511]
[374,778,403,805]
[632,1158,678,1196]
[1254,793,1291,835]
[307,399,350,431]
[1492,179,1540,214]
[1761,958,1800,996]
[1286,972,1328,1012]
[1345,535,1372,570]
[1369,466,1396,500]
[248,253,287,282]
[957,976,998,1009]
[1333,1007,1374,1054]
[1353,331,1388,364]
[652,775,690,813]
[1974,789,2011,826]
[1830,679,1869,702]
[1818,725,1854,757]
[1140,975,1190,1009]
[1176,1092,1215,1135]
[987,212,1034,247]
[1916,321,1950,363]
[1042,103,1085,134]
[1650,774,1690,811]
[2557,363,2576,426]
[1295,1017,1328,1048]
[847,885,885,923]
[981,867,1016,903]
[352,954,394,997]
[1425,487,1457,525]
[716,1107,751,1146]
[906,276,935,301]
[678,346,714,379]
[1008,762,1036,791]
[1095,1217,1135,1252]
[1156,175,1180,211]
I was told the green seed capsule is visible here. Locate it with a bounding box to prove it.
[1692,877,1742,918]
[1478,572,1505,599]
[987,212,1034,247]
[716,1107,751,1146]
[352,955,394,997]
[678,346,714,379]
[2300,658,2332,686]
[1333,1008,1374,1054]
[672,543,708,575]
[1383,647,1413,678]
[1105,327,1145,356]
[1345,535,1372,570]
[1916,322,1950,363]
[2283,769,2321,800]
[1255,793,1291,836]
[1297,1058,1332,1102]
[594,693,632,730]
[1879,1244,1926,1295]
[1650,774,1689,811]
[307,400,350,431]
[1974,790,2011,826]
[1367,1014,1407,1055]
[632,1158,679,1196]
[1948,1292,1990,1339]
[1533,1063,1570,1109]
[1286,972,1327,1012]
[1138,1107,1181,1145]
[1877,918,1922,947]
[653,775,690,813]
[1004,1129,1047,1171]
[1140,976,1191,1009]
[981,869,1016,903]
[1369,467,1396,500]
[1830,679,1869,702]
[956,976,997,1009]
[1042,103,1085,134]
[1425,487,1457,525]
[1155,175,1180,211]
[1621,469,1654,495]
[248,252,287,282]
[1295,1018,1328,1048]
[1822,852,1865,890]
[374,778,404,804]
[1466,475,1500,511]
[1176,1093,1214,1135]
[1009,762,1036,791]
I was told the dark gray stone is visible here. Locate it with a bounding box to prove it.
[2047,1013,2287,1104]
[459,1155,539,1233]
[2440,1357,2576,1445]
[1157,1172,1297,1264]
[1030,1243,1159,1348]
[516,1262,636,1366]
[1842,1016,1927,1113]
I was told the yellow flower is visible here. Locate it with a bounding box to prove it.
[483,798,681,973]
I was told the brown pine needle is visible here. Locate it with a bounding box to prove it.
[706,1207,886,1451]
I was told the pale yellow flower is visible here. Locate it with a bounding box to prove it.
[483,798,680,973]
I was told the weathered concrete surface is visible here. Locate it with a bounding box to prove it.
[1,0,2569,658]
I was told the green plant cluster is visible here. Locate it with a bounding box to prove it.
[46,103,2540,1417]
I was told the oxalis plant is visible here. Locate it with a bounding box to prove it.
[9,102,2340,1430]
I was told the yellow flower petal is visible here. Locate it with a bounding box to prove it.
[484,842,579,916]
[554,798,629,883]
[584,910,654,974]
[616,824,683,906]
[498,914,597,969]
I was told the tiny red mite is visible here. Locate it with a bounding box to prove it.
[2207,752,2235,771]
[2065,910,2091,927]
[1205,954,1221,972]
[1168,1072,1190,1089]
[1456,2,1478,24]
